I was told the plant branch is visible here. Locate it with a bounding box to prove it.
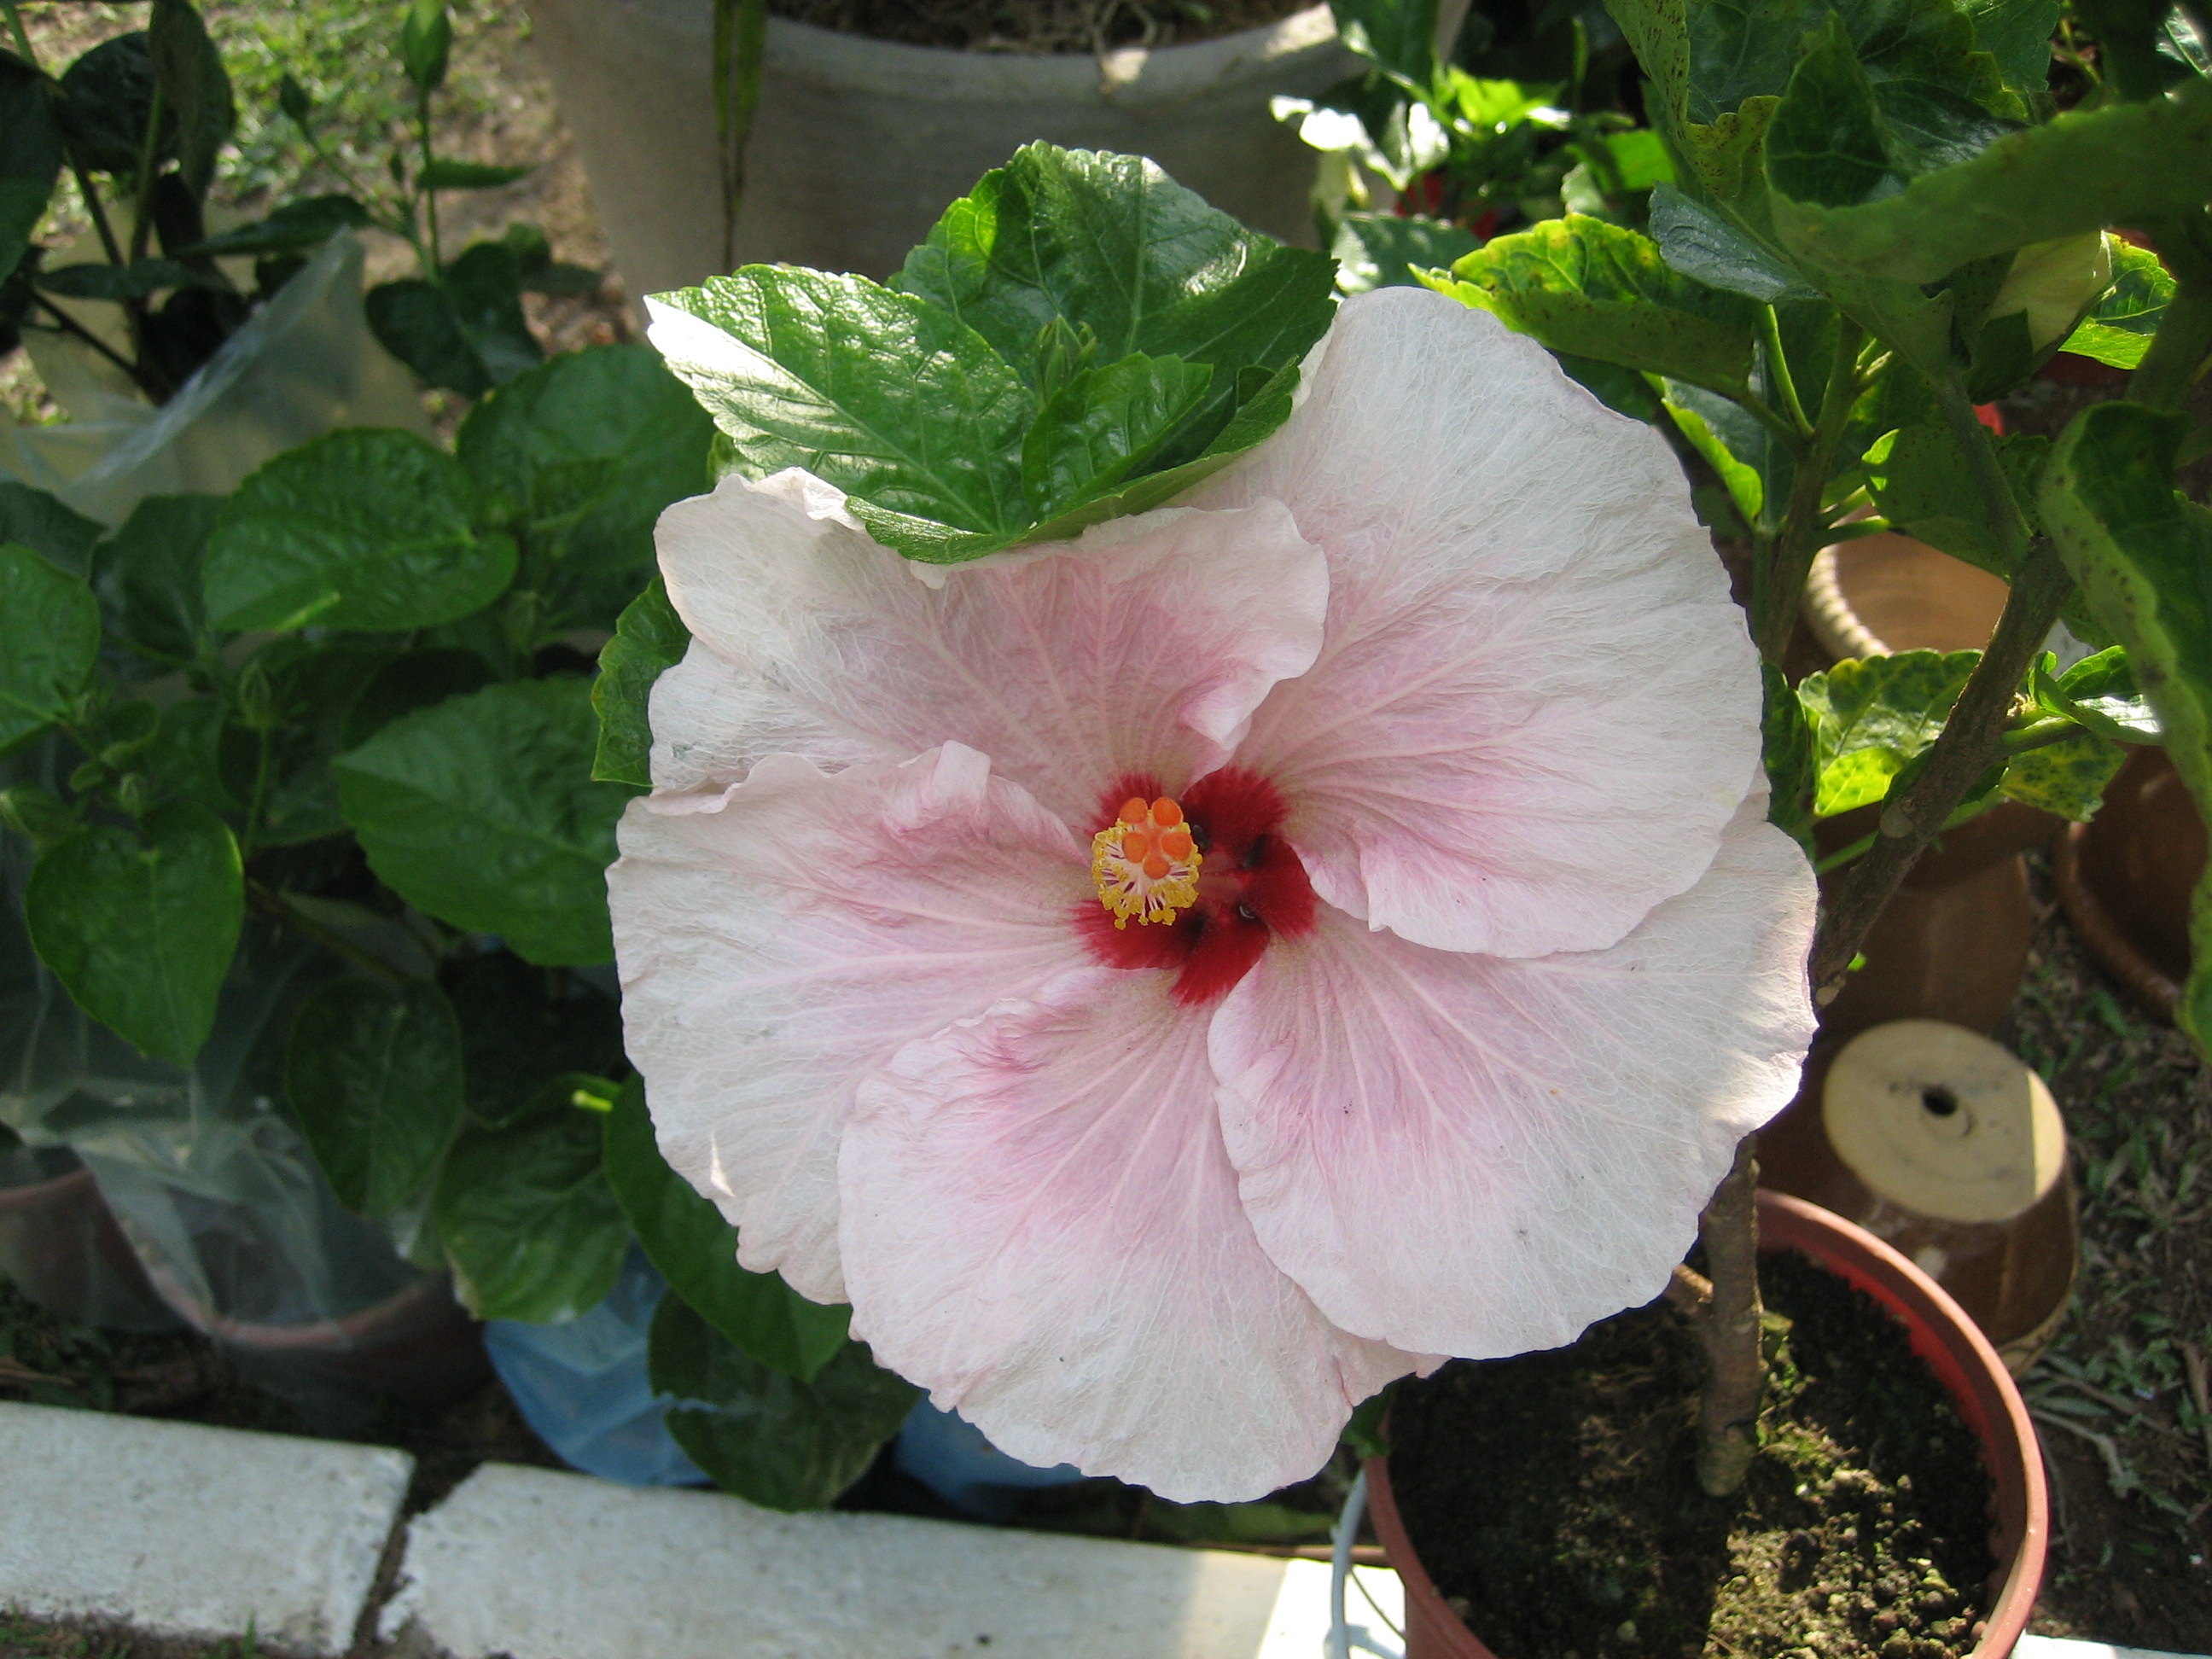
[1754,319,1866,664]
[1807,383,2071,996]
[1696,1135,1763,1496]
[29,294,164,400]
[247,882,407,987]
[1758,306,1813,439]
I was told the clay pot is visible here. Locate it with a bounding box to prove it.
[1813,800,2055,1047]
[2053,743,2203,1020]
[1367,1190,2048,1659]
[0,1146,181,1333]
[1802,533,2011,661]
[1758,1022,2076,1374]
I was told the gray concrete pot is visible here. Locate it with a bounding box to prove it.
[525,0,1369,294]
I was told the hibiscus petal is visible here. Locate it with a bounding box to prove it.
[1190,286,1763,958]
[648,638,880,795]
[1210,794,1816,1359]
[654,469,1329,824]
[841,966,1421,1501]
[608,743,1091,1301]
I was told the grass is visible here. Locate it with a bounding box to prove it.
[0,1607,262,1659]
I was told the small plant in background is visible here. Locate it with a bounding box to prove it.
[1278,0,1671,292]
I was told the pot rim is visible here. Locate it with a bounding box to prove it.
[550,0,1350,102]
[1365,1188,2049,1659]
[2052,817,2183,1022]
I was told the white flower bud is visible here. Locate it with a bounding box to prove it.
[1987,231,2116,351]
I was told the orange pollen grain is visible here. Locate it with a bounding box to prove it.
[1120,829,1152,861]
[1142,851,1172,879]
[1150,797,1184,829]
[1118,797,1150,826]
[1158,826,1194,859]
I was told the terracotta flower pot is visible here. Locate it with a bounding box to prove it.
[2053,742,2203,1021]
[0,1145,181,1333]
[524,0,1404,293]
[1366,1190,2048,1659]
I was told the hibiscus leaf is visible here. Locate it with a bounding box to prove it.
[1330,212,1481,294]
[284,976,464,1217]
[0,482,102,578]
[1426,215,1760,399]
[892,143,1336,473]
[457,344,715,631]
[1762,661,1819,848]
[650,1293,918,1511]
[202,430,516,632]
[647,265,1033,550]
[2035,645,2161,743]
[1648,184,1816,304]
[22,801,242,1068]
[1021,352,1213,520]
[1863,422,2050,579]
[93,494,221,669]
[221,639,399,847]
[2061,240,2172,370]
[1662,380,1792,528]
[2000,725,2126,820]
[592,576,690,789]
[1958,0,2060,100]
[434,1092,629,1322]
[604,1075,849,1381]
[1685,0,2012,123]
[0,543,99,754]
[1795,649,1980,817]
[2039,401,2212,1047]
[333,678,630,966]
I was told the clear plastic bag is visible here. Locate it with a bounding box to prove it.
[0,230,432,527]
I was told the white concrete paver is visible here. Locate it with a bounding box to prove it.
[379,1461,1295,1659]
[2018,1639,2212,1659]
[0,1400,411,1656]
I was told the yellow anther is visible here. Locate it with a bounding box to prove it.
[1091,794,1201,928]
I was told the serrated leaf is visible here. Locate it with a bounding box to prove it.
[1864,422,2049,579]
[1958,0,2059,98]
[2061,239,2171,371]
[333,678,629,967]
[1330,212,1481,294]
[2000,725,2126,819]
[2038,645,2160,742]
[93,492,220,668]
[2039,402,2212,1045]
[434,1097,628,1322]
[605,1075,848,1381]
[1765,16,1898,208]
[203,429,515,632]
[1429,214,1760,395]
[220,640,397,847]
[1796,649,1980,816]
[650,1295,917,1511]
[457,344,715,630]
[0,544,98,754]
[23,801,242,1067]
[1330,0,1441,83]
[1022,352,1212,518]
[1649,183,1816,303]
[284,977,464,1216]
[1664,379,1792,527]
[592,576,689,789]
[0,482,101,578]
[1763,661,1819,847]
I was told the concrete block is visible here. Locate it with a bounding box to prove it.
[381,1461,1301,1659]
[2018,1639,2212,1659]
[0,1400,412,1656]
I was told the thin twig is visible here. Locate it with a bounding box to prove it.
[2030,1406,2140,1498]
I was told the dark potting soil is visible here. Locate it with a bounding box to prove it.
[1387,1250,2000,1659]
[767,0,1313,53]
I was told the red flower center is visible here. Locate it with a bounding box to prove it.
[1076,767,1318,1006]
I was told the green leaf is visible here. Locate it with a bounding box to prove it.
[176,194,370,258]
[203,429,515,632]
[365,278,490,398]
[220,641,398,847]
[440,240,544,387]
[1999,726,2125,819]
[33,258,217,300]
[441,951,625,1131]
[457,344,714,630]
[1771,78,2212,284]
[333,678,629,967]
[2037,645,2160,742]
[1762,660,1818,847]
[56,33,162,175]
[651,265,1033,556]
[592,576,689,789]
[433,1096,628,1322]
[1648,183,1816,303]
[399,0,452,94]
[1796,649,1980,817]
[1329,0,1441,83]
[142,696,232,818]
[284,977,464,1216]
[1330,212,1481,295]
[0,544,98,755]
[2039,401,2212,1044]
[2061,239,2171,370]
[23,801,242,1067]
[0,482,101,579]
[340,647,493,748]
[93,492,220,667]
[1429,215,1760,395]
[1684,0,2011,123]
[148,0,232,199]
[417,159,532,190]
[0,51,60,286]
[1764,16,1898,209]
[650,1295,918,1511]
[1958,0,2059,99]
[1022,352,1212,519]
[1663,379,1792,527]
[1863,422,2049,579]
[604,1076,849,1381]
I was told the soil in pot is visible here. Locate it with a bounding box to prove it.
[771,0,1314,50]
[1386,1250,1997,1659]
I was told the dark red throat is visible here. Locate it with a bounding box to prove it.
[1077,767,1318,1006]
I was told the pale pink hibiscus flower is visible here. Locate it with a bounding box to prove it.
[608,286,1819,1501]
